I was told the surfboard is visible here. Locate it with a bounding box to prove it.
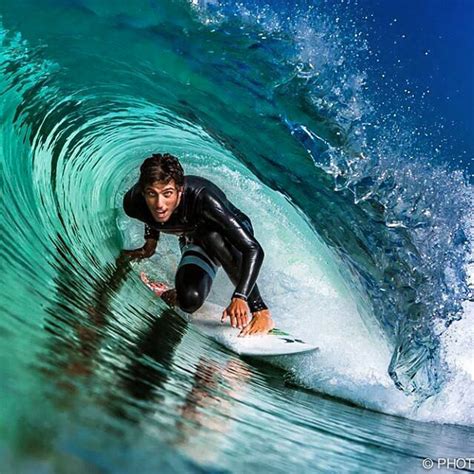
[140,272,318,357]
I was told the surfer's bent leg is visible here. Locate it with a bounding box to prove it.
[175,264,212,313]
[175,243,218,313]
[195,225,268,313]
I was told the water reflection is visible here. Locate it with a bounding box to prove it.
[174,357,251,463]
[39,234,253,462]
[41,234,132,399]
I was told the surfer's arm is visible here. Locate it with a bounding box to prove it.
[121,238,158,260]
[201,192,264,299]
[121,224,159,259]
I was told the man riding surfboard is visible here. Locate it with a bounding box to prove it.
[122,153,275,336]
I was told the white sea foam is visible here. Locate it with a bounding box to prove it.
[412,219,474,425]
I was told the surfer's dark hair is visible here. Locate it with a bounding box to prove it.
[139,153,184,190]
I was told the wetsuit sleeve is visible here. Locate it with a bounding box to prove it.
[201,192,264,299]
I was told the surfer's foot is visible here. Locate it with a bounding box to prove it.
[238,309,275,337]
[161,288,178,307]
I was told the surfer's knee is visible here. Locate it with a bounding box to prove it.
[177,287,204,314]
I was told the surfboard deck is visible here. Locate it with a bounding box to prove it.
[140,272,318,357]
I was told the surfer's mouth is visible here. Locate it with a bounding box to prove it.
[153,210,168,220]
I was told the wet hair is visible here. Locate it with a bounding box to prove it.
[138,153,184,190]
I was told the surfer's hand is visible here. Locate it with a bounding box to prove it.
[238,310,275,337]
[119,239,157,262]
[119,249,147,261]
[119,247,153,262]
[222,298,249,330]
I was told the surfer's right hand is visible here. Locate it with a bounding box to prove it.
[119,239,157,262]
[119,248,152,262]
[120,248,146,260]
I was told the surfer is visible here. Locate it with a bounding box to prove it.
[122,153,275,336]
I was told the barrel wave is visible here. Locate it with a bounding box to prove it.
[1,0,473,471]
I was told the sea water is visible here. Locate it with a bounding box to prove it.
[1,0,473,472]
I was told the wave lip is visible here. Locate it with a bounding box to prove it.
[285,118,472,400]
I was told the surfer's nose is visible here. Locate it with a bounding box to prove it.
[156,195,166,209]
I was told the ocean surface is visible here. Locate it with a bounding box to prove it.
[1,0,473,472]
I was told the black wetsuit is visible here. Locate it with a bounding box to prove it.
[123,175,268,313]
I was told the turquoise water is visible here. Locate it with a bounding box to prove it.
[1,0,473,472]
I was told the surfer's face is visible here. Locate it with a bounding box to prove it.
[143,180,183,223]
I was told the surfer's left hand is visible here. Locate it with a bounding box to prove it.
[222,298,249,329]
[238,310,275,337]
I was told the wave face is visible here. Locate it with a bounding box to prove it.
[192,0,474,394]
[187,0,473,402]
[1,1,473,465]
